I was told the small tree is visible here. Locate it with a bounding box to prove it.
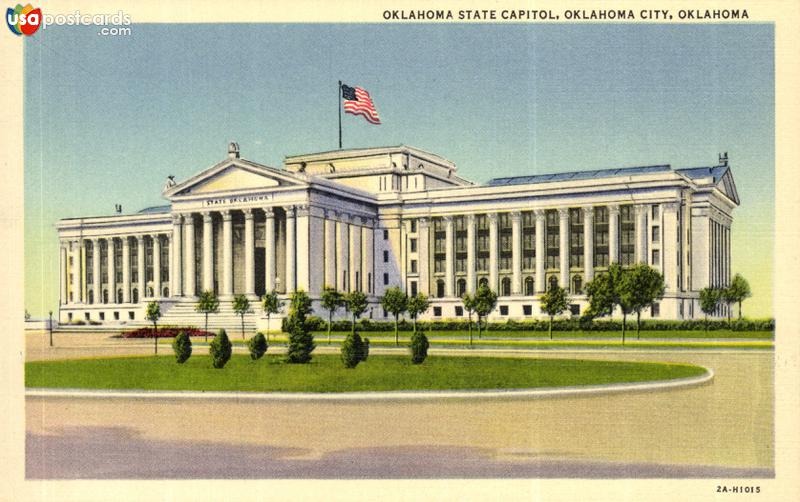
[172,330,192,363]
[462,293,477,347]
[195,290,219,342]
[248,332,268,360]
[261,290,283,342]
[726,273,752,320]
[410,329,430,364]
[285,290,316,364]
[539,284,569,340]
[699,287,721,334]
[380,286,408,346]
[232,294,251,340]
[585,263,629,343]
[406,294,430,333]
[209,328,232,369]
[145,301,161,355]
[340,330,365,368]
[474,285,498,339]
[620,264,665,339]
[320,286,343,345]
[344,290,369,336]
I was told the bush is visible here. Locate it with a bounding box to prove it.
[171,330,192,364]
[361,337,370,362]
[209,329,232,369]
[340,332,365,369]
[285,291,316,364]
[122,327,214,339]
[248,332,268,360]
[410,329,429,364]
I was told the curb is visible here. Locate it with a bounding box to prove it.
[25,367,714,402]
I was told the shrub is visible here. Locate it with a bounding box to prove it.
[209,329,232,369]
[121,327,214,339]
[410,329,429,364]
[171,330,192,364]
[248,332,268,360]
[340,332,365,369]
[285,290,316,364]
[361,337,370,362]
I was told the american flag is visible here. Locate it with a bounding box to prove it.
[341,84,381,125]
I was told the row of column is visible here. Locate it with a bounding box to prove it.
[61,234,168,305]
[414,203,674,297]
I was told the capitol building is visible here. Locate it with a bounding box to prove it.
[56,144,739,328]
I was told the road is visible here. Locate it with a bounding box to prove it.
[25,331,773,478]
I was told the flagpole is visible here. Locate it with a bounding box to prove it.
[338,80,342,149]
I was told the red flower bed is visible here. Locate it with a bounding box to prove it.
[122,327,215,339]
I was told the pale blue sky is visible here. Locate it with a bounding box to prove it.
[24,23,774,317]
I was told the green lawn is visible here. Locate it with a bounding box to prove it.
[25,354,707,393]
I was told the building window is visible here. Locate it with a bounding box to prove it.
[651,225,660,243]
[620,205,635,266]
[569,208,584,268]
[652,249,660,265]
[456,278,467,297]
[523,305,532,316]
[572,275,583,294]
[569,304,580,316]
[410,281,418,296]
[524,276,535,296]
[594,206,609,268]
[113,311,120,321]
[548,276,558,291]
[67,313,73,322]
[545,209,560,269]
[499,305,509,316]
[651,302,660,317]
[383,273,389,285]
[383,229,389,240]
[436,279,445,298]
[410,238,417,253]
[455,306,463,317]
[128,311,135,320]
[652,205,660,219]
[410,219,417,233]
[383,250,389,263]
[478,277,488,288]
[99,312,105,321]
[433,306,442,317]
[501,277,511,296]
[410,259,418,274]
[368,273,372,293]
[85,312,90,321]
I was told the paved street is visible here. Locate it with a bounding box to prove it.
[25,331,773,478]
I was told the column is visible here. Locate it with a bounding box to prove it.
[92,239,101,304]
[107,237,116,303]
[122,237,131,303]
[295,205,310,292]
[324,211,337,289]
[285,206,296,293]
[202,212,214,292]
[583,207,594,283]
[558,208,569,289]
[71,240,82,303]
[417,217,430,295]
[136,235,145,302]
[488,213,498,292]
[183,215,196,298]
[59,242,67,304]
[634,204,647,264]
[349,218,362,292]
[511,211,522,295]
[534,210,545,293]
[466,214,476,294]
[608,204,620,264]
[444,216,454,297]
[362,219,374,294]
[171,215,183,297]
[264,208,276,292]
[336,215,349,291]
[222,210,233,297]
[663,202,679,293]
[152,234,162,298]
[244,208,256,297]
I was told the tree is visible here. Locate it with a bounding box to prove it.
[344,290,369,335]
[248,332,268,360]
[474,285,498,339]
[261,290,283,342]
[232,294,251,340]
[284,290,316,364]
[195,290,219,342]
[172,330,192,363]
[539,284,569,340]
[585,264,632,343]
[726,274,752,320]
[619,264,665,339]
[406,294,430,333]
[145,301,161,355]
[320,286,343,345]
[410,329,430,364]
[209,328,232,368]
[340,330,365,368]
[462,293,478,347]
[699,287,721,334]
[380,286,408,346]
